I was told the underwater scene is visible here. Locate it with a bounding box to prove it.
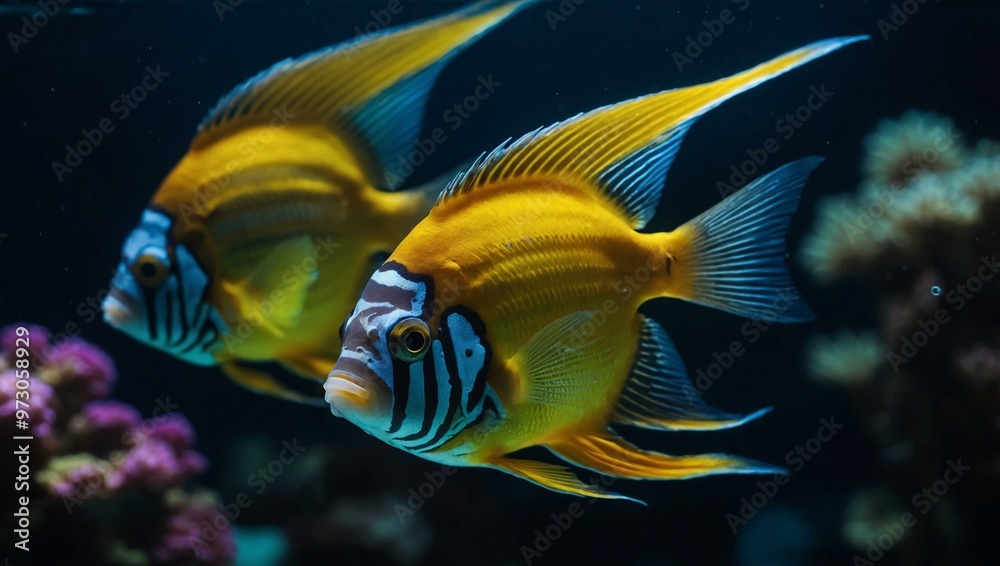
[2,0,999,564]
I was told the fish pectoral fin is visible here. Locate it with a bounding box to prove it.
[489,456,642,503]
[280,354,337,381]
[611,316,770,431]
[509,310,614,407]
[222,363,325,406]
[546,430,784,481]
[222,236,318,337]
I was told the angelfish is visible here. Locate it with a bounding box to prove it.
[324,36,867,500]
[101,1,533,403]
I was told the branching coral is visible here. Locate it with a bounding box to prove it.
[861,110,966,186]
[801,111,1000,279]
[805,329,883,387]
[0,323,234,565]
[799,112,1000,564]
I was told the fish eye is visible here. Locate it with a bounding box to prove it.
[389,317,430,362]
[132,253,168,288]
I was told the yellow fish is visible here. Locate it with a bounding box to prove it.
[324,36,867,500]
[101,1,533,403]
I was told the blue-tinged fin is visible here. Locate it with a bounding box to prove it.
[613,316,771,431]
[674,157,822,322]
[436,35,868,228]
[194,0,535,189]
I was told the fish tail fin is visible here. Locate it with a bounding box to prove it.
[653,158,821,321]
[194,0,534,189]
[432,36,867,227]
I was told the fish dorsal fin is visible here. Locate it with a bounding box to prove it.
[193,0,533,189]
[437,36,868,228]
[612,316,769,431]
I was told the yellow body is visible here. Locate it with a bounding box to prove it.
[334,36,866,499]
[394,178,670,453]
[126,0,533,399]
[154,123,426,375]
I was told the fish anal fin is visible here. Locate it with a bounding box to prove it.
[280,354,337,382]
[489,456,643,503]
[222,363,325,406]
[546,430,784,481]
[612,316,770,431]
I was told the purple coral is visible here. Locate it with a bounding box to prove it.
[0,323,51,364]
[0,369,58,440]
[39,454,113,499]
[148,414,208,474]
[5,321,222,564]
[109,439,190,491]
[44,337,117,403]
[153,491,236,565]
[84,401,142,433]
[70,401,142,452]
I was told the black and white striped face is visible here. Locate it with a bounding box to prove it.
[102,209,225,366]
[325,261,503,456]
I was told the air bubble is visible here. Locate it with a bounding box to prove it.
[930,286,942,296]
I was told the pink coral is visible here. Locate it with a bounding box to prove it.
[71,401,143,452]
[0,323,50,364]
[44,337,117,403]
[0,369,58,439]
[153,491,236,565]
[39,454,113,499]
[148,414,208,474]
[109,439,188,491]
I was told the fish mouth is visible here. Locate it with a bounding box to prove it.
[324,371,372,418]
[102,287,140,328]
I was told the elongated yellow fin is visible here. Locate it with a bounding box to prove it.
[437,36,868,227]
[508,310,615,407]
[613,316,770,431]
[222,363,325,406]
[194,0,535,188]
[489,456,643,503]
[280,354,338,382]
[546,430,784,482]
[221,236,317,337]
